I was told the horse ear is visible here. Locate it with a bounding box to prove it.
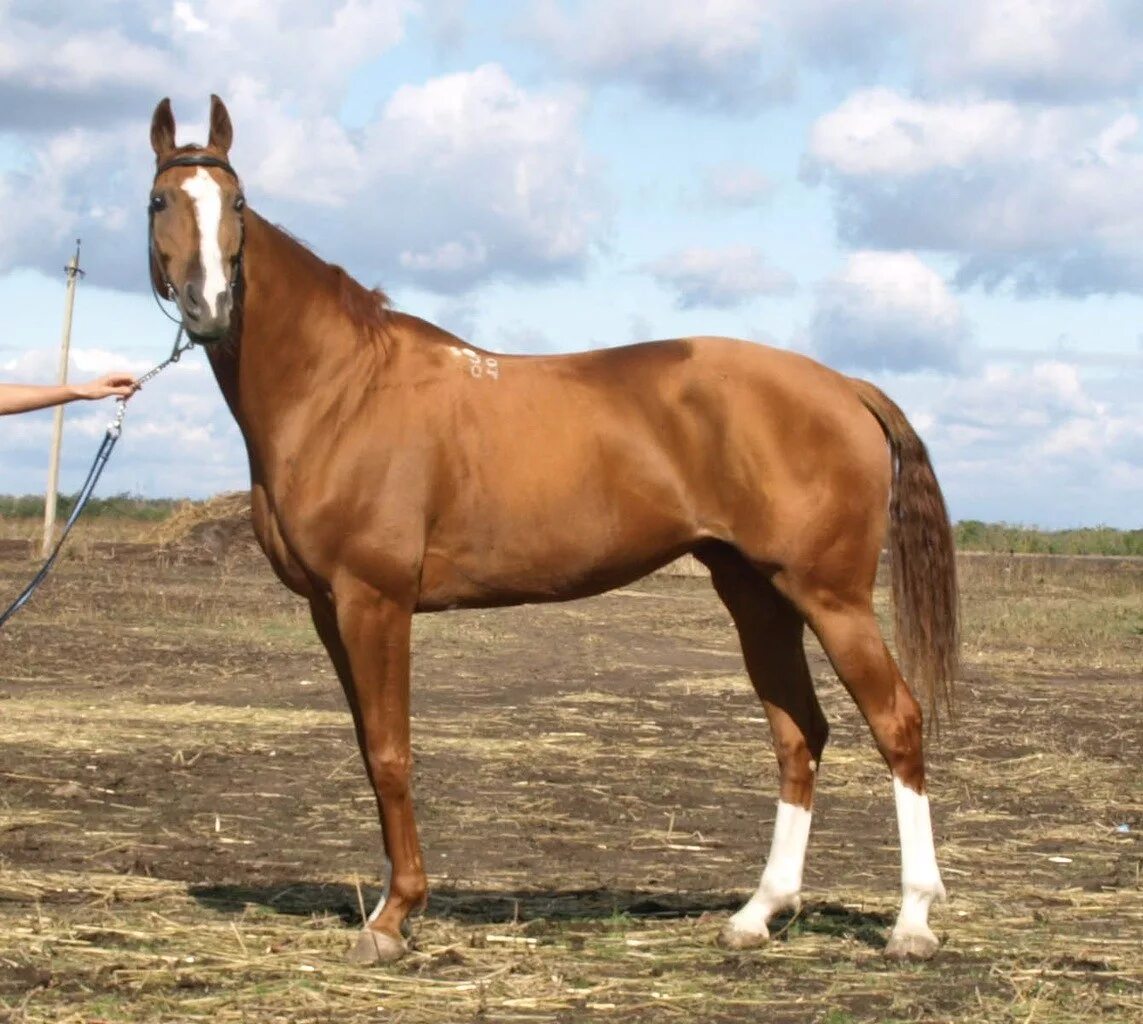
[150,98,176,159]
[208,94,233,155]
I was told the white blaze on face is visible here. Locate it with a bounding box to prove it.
[180,168,227,316]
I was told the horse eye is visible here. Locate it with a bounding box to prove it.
[234,195,246,212]
[149,194,167,213]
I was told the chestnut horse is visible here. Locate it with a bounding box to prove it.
[147,96,958,964]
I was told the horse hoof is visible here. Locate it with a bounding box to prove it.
[884,927,940,961]
[348,927,407,965]
[717,923,769,950]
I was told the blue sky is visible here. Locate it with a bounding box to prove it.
[0,1,1140,527]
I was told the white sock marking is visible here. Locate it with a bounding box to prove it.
[367,894,384,924]
[891,776,945,938]
[729,800,812,936]
[366,861,392,924]
[180,168,226,316]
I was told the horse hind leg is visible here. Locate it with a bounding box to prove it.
[776,572,946,960]
[699,546,829,949]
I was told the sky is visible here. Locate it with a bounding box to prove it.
[0,0,1140,528]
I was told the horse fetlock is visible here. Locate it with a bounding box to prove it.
[755,882,802,919]
[390,870,428,911]
[718,887,800,950]
[900,875,945,917]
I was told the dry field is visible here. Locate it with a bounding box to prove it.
[0,528,1139,1023]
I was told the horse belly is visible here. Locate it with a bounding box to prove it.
[417,477,700,609]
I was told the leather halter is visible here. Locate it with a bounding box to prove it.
[154,153,241,182]
[149,152,245,330]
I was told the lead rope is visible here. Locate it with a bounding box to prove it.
[0,327,195,629]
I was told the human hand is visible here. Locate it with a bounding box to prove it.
[74,372,139,400]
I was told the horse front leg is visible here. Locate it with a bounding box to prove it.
[318,583,425,964]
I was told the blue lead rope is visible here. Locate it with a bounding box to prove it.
[0,327,194,629]
[0,417,123,628]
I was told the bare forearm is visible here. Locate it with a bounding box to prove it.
[0,384,84,415]
[0,373,138,415]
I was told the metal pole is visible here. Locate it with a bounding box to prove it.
[41,240,84,558]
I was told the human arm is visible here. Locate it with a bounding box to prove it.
[0,373,138,415]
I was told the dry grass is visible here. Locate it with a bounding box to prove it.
[0,520,156,548]
[0,549,1139,1023]
[148,493,251,549]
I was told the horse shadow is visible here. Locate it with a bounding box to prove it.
[187,882,893,949]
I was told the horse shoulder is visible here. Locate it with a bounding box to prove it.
[250,483,315,597]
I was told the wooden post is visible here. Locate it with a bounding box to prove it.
[41,240,84,558]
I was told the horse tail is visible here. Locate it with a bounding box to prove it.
[849,377,959,730]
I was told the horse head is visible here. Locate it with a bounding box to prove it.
[148,95,245,343]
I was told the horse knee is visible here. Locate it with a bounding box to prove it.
[877,693,925,790]
[773,726,827,807]
[776,705,829,772]
[368,750,412,800]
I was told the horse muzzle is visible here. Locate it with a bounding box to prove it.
[178,281,234,342]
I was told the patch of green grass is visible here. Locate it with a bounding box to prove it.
[819,1010,858,1024]
[0,492,180,521]
[955,520,1143,556]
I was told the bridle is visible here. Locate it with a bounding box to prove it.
[148,152,246,331]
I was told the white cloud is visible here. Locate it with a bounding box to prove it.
[0,57,607,294]
[785,1,1143,101]
[343,64,605,289]
[789,5,1143,297]
[0,123,139,289]
[782,0,916,71]
[173,3,210,34]
[919,360,1142,526]
[0,1,413,131]
[645,245,795,309]
[400,236,488,276]
[527,2,1143,113]
[809,251,967,373]
[165,0,413,112]
[807,89,1024,177]
[528,0,791,111]
[805,90,1143,295]
[915,0,1143,102]
[0,346,244,498]
[0,2,410,283]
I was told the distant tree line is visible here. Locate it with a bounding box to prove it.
[953,520,1142,557]
[0,495,1138,555]
[0,493,179,521]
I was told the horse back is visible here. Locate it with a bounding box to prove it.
[398,331,892,607]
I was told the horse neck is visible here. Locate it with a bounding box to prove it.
[209,211,386,466]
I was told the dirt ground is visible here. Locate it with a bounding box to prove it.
[0,538,1139,1023]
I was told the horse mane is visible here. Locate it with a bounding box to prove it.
[268,223,391,339]
[331,263,391,333]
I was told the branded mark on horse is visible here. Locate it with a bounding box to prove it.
[147,95,959,965]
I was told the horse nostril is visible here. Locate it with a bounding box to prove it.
[183,282,203,320]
